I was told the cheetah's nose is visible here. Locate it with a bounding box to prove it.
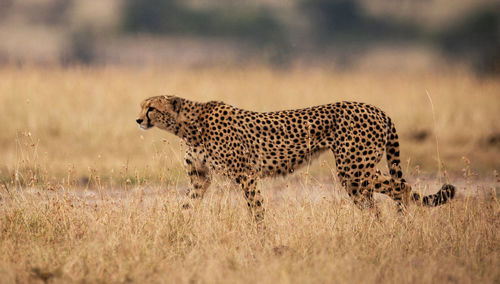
[136,119,143,124]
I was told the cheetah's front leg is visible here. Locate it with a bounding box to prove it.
[182,147,212,209]
[237,175,265,224]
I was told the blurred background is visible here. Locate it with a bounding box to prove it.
[0,0,499,74]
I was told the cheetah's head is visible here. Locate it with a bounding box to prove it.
[136,96,184,132]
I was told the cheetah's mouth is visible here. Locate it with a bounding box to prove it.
[139,110,154,130]
[139,119,153,130]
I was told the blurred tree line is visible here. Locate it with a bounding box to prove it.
[0,0,497,74]
[434,7,500,75]
[122,0,290,65]
[119,0,499,74]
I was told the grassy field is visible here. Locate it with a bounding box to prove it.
[0,182,498,283]
[0,66,499,283]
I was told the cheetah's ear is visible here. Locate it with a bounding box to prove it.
[170,97,182,113]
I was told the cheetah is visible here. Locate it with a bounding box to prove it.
[136,96,455,223]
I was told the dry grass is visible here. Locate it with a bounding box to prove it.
[0,183,498,283]
[0,65,498,184]
[0,65,499,283]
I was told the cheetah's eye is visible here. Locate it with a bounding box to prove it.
[148,107,155,112]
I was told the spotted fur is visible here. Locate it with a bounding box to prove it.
[136,96,455,222]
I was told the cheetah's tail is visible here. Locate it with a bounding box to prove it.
[411,184,456,206]
[385,119,455,206]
